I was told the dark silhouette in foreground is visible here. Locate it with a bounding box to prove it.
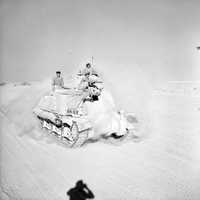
[67,180,95,200]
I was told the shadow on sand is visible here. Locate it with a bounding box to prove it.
[67,180,95,200]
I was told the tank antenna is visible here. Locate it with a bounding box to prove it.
[92,56,94,67]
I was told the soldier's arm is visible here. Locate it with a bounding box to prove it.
[61,78,64,88]
[84,186,95,199]
[51,78,55,91]
[92,68,98,76]
[77,69,83,76]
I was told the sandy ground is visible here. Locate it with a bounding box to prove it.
[0,82,200,200]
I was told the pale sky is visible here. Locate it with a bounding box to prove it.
[0,0,200,82]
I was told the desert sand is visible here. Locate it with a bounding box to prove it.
[0,79,200,200]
